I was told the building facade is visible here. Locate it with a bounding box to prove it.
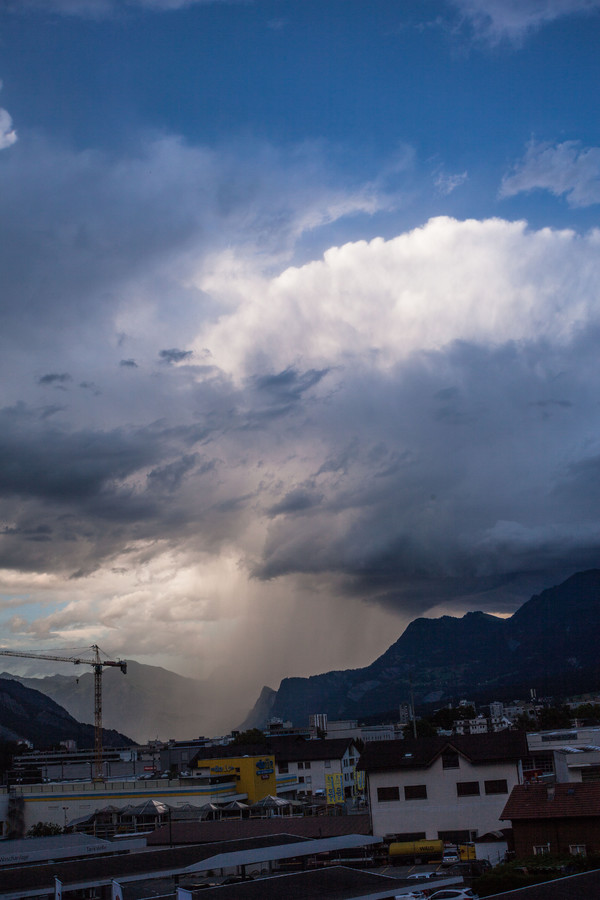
[360,732,527,841]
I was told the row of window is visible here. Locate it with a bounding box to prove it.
[377,779,508,802]
[279,760,335,773]
[534,843,586,856]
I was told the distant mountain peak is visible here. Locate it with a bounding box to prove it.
[243,569,600,729]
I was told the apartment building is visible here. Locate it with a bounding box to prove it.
[360,731,527,841]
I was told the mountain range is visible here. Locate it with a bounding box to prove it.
[4,569,600,741]
[241,569,600,728]
[0,677,131,748]
[0,660,207,745]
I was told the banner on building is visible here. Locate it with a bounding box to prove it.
[325,773,344,804]
[112,881,124,900]
[54,877,62,900]
[354,769,365,792]
[177,889,194,900]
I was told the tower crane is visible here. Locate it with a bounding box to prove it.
[0,644,127,780]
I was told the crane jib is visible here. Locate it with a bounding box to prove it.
[0,644,127,781]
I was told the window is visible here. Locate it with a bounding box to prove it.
[442,751,459,769]
[456,781,480,797]
[484,779,508,795]
[377,786,400,802]
[570,844,586,856]
[404,784,427,800]
[298,762,304,769]
[306,776,312,784]
[325,760,331,768]
[305,761,311,769]
[533,844,550,855]
[279,762,288,774]
[298,776,305,784]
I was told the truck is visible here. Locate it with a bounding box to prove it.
[389,839,444,864]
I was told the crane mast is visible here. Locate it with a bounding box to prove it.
[0,644,127,780]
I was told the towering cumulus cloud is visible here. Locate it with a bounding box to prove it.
[2,0,600,732]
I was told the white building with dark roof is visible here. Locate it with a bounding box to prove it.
[359,731,527,841]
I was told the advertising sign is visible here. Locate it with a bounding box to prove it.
[325,773,344,804]
[354,769,365,792]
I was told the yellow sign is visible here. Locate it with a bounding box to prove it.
[354,769,365,792]
[325,773,344,804]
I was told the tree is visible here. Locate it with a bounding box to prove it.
[26,821,63,837]
[432,706,475,729]
[0,740,20,778]
[403,718,438,739]
[573,703,600,724]
[230,728,267,746]
[537,705,573,730]
[512,712,538,731]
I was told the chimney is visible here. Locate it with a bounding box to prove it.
[546,785,555,801]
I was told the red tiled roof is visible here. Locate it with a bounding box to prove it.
[147,814,372,845]
[501,782,600,820]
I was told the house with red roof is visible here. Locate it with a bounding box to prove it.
[501,781,600,859]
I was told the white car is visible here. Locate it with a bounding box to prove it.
[407,871,437,880]
[428,890,479,900]
[394,892,428,900]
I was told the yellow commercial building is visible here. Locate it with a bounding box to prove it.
[194,754,277,804]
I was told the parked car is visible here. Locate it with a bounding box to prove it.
[407,871,437,880]
[428,890,479,900]
[394,892,428,900]
[441,850,460,865]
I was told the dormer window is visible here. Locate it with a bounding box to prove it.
[442,750,459,769]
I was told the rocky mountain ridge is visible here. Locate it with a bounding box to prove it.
[242,569,600,728]
[0,677,132,747]
[1,660,207,745]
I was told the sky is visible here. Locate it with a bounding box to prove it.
[1,0,600,733]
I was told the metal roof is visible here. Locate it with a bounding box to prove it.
[180,866,414,900]
[184,834,383,873]
[0,832,380,899]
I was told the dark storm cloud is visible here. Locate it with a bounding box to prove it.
[0,404,161,501]
[159,348,194,364]
[267,487,324,517]
[253,367,330,402]
[37,373,72,386]
[240,367,331,425]
[251,326,600,615]
[147,454,198,493]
